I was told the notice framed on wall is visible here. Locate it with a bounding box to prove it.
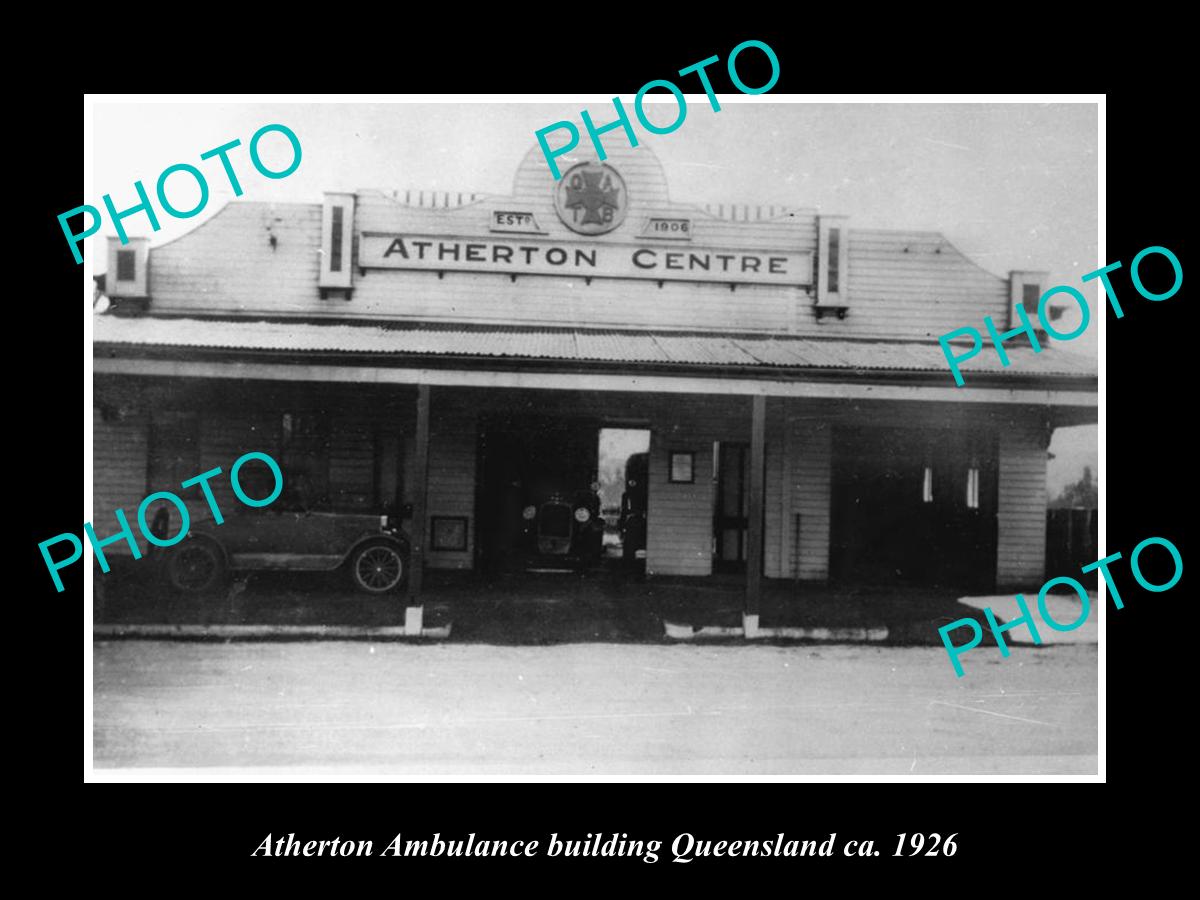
[669,451,695,484]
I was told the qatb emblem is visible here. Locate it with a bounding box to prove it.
[554,162,628,235]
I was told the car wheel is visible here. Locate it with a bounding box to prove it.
[350,541,406,594]
[166,538,228,595]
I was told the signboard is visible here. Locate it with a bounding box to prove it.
[359,233,812,286]
[641,217,693,240]
[554,162,628,235]
[490,211,543,234]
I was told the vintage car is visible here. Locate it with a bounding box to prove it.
[153,500,411,596]
[519,486,605,568]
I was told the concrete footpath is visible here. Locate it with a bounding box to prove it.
[93,567,1101,647]
[95,570,1085,646]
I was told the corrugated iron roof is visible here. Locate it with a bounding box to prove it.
[92,315,1098,378]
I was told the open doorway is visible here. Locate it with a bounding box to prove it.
[713,441,751,573]
[477,414,599,573]
[597,428,651,568]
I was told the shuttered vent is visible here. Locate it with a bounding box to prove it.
[319,193,354,292]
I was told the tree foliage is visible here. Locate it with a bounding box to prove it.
[1051,465,1097,509]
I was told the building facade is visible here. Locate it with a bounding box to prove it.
[92,143,1097,629]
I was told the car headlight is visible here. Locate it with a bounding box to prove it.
[574,507,591,523]
[522,505,537,521]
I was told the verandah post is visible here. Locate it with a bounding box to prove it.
[405,383,431,634]
[745,394,766,637]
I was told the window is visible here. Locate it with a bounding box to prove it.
[279,412,331,509]
[966,465,981,509]
[149,412,200,489]
[274,411,392,512]
[922,465,933,504]
[146,412,200,535]
[116,250,136,281]
[828,227,841,293]
[330,206,344,273]
[1022,283,1040,312]
[328,420,377,510]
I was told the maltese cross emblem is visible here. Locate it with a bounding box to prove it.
[554,162,628,235]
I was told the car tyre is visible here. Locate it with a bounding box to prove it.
[165,537,229,596]
[349,540,407,594]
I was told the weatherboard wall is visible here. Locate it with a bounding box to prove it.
[137,143,1012,342]
[996,417,1050,589]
